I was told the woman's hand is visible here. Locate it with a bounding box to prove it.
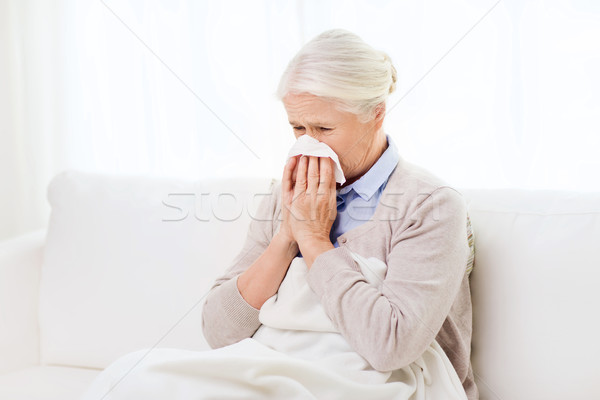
[235,156,302,311]
[288,156,337,266]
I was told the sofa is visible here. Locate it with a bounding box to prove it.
[0,170,598,400]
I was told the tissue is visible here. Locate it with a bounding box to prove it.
[286,135,346,184]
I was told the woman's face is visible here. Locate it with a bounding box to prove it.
[282,92,384,182]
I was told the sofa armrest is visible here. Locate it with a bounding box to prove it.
[0,228,46,374]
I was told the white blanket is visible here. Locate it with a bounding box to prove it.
[80,254,467,400]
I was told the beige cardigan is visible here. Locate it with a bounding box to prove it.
[202,156,478,399]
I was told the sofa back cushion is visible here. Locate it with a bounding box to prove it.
[39,170,273,369]
[463,189,600,400]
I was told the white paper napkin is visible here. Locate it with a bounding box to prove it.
[286,135,346,184]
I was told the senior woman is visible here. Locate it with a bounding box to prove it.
[82,29,476,400]
[202,29,478,400]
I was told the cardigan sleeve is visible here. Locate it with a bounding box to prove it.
[305,186,470,371]
[201,179,279,349]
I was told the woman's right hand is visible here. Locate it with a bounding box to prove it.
[236,155,301,310]
[277,155,299,248]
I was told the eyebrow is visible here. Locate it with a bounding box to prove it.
[288,120,333,127]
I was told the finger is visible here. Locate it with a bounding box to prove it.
[329,158,336,190]
[330,158,336,189]
[318,157,334,193]
[282,156,297,195]
[294,155,308,197]
[307,156,319,195]
[291,155,299,185]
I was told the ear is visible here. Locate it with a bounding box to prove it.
[373,102,386,130]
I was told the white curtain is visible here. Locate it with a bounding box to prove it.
[1,0,599,241]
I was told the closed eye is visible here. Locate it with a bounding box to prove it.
[291,126,332,132]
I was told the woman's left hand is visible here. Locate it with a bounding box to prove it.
[289,156,337,260]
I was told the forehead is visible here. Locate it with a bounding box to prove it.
[283,93,344,123]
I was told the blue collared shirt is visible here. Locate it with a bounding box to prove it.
[329,134,400,247]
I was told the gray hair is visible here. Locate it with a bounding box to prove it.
[277,29,397,122]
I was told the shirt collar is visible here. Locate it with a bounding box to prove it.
[338,134,400,201]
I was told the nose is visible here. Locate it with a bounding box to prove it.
[299,131,320,141]
[296,132,320,141]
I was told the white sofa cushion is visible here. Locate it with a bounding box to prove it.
[39,170,273,369]
[463,189,600,400]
